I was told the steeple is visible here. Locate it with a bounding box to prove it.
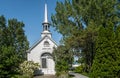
[42,3,50,31]
[41,3,51,38]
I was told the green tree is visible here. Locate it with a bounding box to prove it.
[8,19,29,60]
[91,24,120,77]
[52,0,120,73]
[0,46,20,78]
[0,15,7,46]
[53,45,73,76]
[0,15,29,77]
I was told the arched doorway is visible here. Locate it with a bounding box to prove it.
[41,53,55,74]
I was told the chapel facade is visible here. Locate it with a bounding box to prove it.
[27,3,57,75]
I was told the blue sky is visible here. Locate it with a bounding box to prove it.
[0,0,63,46]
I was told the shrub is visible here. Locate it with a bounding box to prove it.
[19,61,40,78]
[74,65,84,73]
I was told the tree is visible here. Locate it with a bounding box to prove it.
[91,24,120,77]
[0,46,20,77]
[8,19,29,60]
[52,0,120,74]
[53,45,73,76]
[0,15,7,46]
[0,15,29,77]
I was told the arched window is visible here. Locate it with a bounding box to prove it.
[44,41,50,47]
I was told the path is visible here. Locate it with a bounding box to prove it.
[73,73,88,78]
[34,73,88,78]
[69,72,89,78]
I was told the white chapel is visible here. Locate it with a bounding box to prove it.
[27,3,57,75]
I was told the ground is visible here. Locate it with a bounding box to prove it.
[34,73,89,78]
[34,75,56,78]
[72,73,88,78]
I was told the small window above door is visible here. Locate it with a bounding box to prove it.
[44,41,50,47]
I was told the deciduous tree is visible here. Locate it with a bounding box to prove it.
[51,0,120,75]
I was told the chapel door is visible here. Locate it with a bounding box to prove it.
[47,56,55,74]
[48,56,55,67]
[41,53,55,74]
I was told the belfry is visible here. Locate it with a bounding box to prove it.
[27,3,57,75]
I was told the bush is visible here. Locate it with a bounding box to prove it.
[19,61,40,78]
[74,65,84,73]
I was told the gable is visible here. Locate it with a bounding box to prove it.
[27,36,58,52]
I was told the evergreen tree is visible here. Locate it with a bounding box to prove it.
[0,15,7,46]
[8,19,29,60]
[91,23,120,77]
[0,15,29,77]
[0,46,20,77]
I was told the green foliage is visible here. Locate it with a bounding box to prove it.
[0,46,20,77]
[90,25,120,77]
[11,74,30,78]
[52,0,120,76]
[53,45,73,76]
[74,65,84,73]
[0,15,29,77]
[8,18,29,60]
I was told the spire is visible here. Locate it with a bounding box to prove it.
[44,3,48,23]
[42,3,50,31]
[41,3,51,38]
